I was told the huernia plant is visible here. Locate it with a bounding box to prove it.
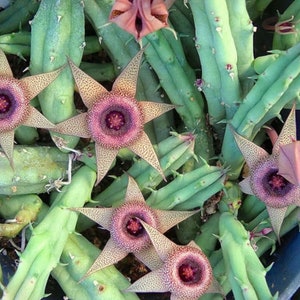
[53,50,174,185]
[70,175,197,279]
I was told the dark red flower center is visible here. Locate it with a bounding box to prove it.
[178,260,201,284]
[105,110,125,131]
[264,169,292,196]
[0,90,15,120]
[0,94,11,114]
[125,217,144,237]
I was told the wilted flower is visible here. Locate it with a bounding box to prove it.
[0,49,63,166]
[53,50,174,185]
[70,176,197,279]
[232,106,300,238]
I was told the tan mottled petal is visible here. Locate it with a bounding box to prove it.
[231,128,269,169]
[20,67,64,101]
[129,131,165,179]
[124,175,146,203]
[94,144,118,185]
[112,50,143,97]
[22,106,55,129]
[141,101,175,123]
[69,207,114,230]
[135,245,164,270]
[155,209,199,233]
[68,58,108,109]
[83,238,128,279]
[139,220,176,261]
[52,113,90,138]
[0,49,13,77]
[126,268,168,293]
[266,205,287,240]
[0,130,15,166]
[273,104,296,154]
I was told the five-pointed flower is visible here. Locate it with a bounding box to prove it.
[70,175,198,279]
[109,0,170,41]
[232,106,300,238]
[0,49,63,166]
[53,50,174,185]
[125,220,222,300]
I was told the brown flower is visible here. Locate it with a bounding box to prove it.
[70,176,198,279]
[0,49,63,166]
[126,220,222,300]
[109,0,170,41]
[53,50,174,185]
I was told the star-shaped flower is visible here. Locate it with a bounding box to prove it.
[232,105,300,238]
[70,176,198,279]
[0,49,63,166]
[53,50,174,185]
[109,0,170,41]
[126,220,222,300]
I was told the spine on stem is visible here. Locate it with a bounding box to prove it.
[189,0,242,125]
[51,232,139,300]
[29,0,85,150]
[0,0,39,35]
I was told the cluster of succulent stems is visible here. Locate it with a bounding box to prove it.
[0,0,300,300]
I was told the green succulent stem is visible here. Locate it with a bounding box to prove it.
[219,212,275,300]
[2,166,96,300]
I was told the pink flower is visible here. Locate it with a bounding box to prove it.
[232,105,300,238]
[109,0,170,41]
[53,50,174,185]
[70,176,197,279]
[126,220,222,300]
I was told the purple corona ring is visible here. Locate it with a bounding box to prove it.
[0,49,63,165]
[53,50,175,185]
[232,105,300,238]
[69,176,198,280]
[126,220,222,300]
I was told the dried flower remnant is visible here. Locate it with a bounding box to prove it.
[232,105,300,238]
[70,176,197,279]
[126,221,222,300]
[109,0,170,41]
[0,49,63,166]
[53,50,174,185]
